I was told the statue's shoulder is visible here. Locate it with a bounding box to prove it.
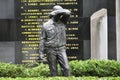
[43,19,54,29]
[42,21,48,29]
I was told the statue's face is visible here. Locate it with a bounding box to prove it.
[53,14,62,22]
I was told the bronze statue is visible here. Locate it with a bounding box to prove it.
[39,5,71,76]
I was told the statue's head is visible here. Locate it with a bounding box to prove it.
[49,5,63,18]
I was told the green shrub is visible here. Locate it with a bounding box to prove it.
[23,63,50,77]
[0,62,50,77]
[0,76,99,80]
[1,60,120,77]
[69,60,120,77]
[0,62,24,77]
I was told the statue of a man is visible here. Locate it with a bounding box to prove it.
[39,5,71,76]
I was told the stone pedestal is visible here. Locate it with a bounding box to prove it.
[116,0,120,61]
[91,8,108,60]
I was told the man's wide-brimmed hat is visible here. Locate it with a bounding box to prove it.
[49,5,63,18]
[53,5,63,11]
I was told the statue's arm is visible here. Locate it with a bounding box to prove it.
[39,25,46,59]
[60,9,71,24]
[49,9,71,23]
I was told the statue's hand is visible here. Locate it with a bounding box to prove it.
[38,53,44,60]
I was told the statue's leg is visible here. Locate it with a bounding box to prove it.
[46,48,58,76]
[57,49,70,76]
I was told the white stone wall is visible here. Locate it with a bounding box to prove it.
[116,0,120,61]
[91,8,108,60]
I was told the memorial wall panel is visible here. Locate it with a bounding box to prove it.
[15,0,80,63]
